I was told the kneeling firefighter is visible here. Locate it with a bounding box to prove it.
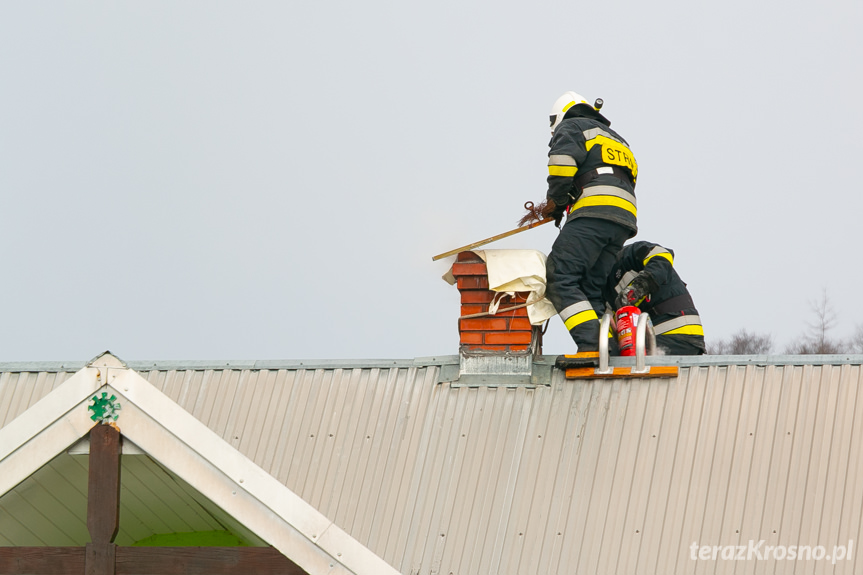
[605,241,705,355]
[541,91,639,352]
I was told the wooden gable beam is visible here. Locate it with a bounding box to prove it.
[115,547,307,575]
[0,548,84,575]
[0,547,306,575]
[86,423,121,575]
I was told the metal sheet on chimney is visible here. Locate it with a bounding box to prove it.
[459,354,532,376]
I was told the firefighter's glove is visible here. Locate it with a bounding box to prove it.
[615,272,658,309]
[542,199,566,228]
[552,208,565,228]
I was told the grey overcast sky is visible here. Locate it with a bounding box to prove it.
[1,1,861,362]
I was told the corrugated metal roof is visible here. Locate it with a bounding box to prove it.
[0,370,74,427]
[3,355,863,574]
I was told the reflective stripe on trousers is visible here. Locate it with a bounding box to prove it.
[654,314,704,336]
[559,301,598,331]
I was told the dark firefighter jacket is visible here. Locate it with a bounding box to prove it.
[603,242,704,341]
[547,104,638,235]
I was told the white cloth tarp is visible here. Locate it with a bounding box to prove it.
[443,249,557,325]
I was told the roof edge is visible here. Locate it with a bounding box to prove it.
[2,354,863,374]
[0,356,462,372]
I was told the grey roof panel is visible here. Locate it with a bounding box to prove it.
[4,356,863,574]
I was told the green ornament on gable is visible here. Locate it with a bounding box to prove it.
[89,392,122,422]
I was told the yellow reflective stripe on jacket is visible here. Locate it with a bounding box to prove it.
[643,246,673,267]
[549,165,578,177]
[569,185,637,217]
[654,315,703,336]
[548,154,578,178]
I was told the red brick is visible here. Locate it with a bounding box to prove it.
[475,345,509,352]
[459,332,483,344]
[451,262,488,276]
[461,290,496,304]
[456,276,490,290]
[460,304,487,316]
[508,345,530,352]
[460,318,508,331]
[457,251,484,263]
[485,332,533,345]
[495,306,529,318]
[509,318,534,331]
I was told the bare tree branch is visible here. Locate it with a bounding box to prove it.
[784,289,848,354]
[707,329,773,355]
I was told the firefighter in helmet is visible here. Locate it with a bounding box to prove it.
[541,91,638,353]
[605,241,705,355]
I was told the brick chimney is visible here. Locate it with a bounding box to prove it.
[451,251,542,355]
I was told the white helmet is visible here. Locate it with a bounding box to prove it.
[549,91,589,133]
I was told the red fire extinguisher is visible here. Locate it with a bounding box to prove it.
[615,306,641,357]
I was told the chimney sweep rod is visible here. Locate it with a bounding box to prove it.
[431,218,554,261]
